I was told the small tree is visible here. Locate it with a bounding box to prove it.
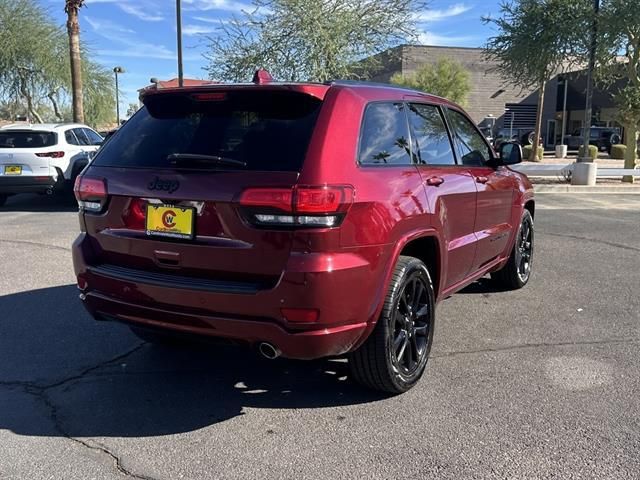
[597,0,640,183]
[484,0,590,161]
[390,58,471,104]
[205,0,427,82]
[65,0,86,123]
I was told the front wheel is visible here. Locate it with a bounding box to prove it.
[491,210,534,289]
[349,256,435,394]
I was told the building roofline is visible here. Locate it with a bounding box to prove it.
[399,44,484,51]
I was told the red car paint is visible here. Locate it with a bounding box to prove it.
[72,80,534,360]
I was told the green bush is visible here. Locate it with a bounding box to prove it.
[610,144,626,159]
[578,145,598,160]
[523,145,543,162]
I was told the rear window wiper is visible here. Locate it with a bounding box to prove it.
[167,153,247,168]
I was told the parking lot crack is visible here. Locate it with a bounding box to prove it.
[432,337,640,358]
[538,231,640,253]
[0,343,158,480]
[42,343,146,390]
[0,238,71,252]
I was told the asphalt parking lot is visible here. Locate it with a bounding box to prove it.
[0,192,638,480]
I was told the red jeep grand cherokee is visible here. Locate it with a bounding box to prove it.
[72,74,534,393]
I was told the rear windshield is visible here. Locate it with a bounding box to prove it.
[93,90,323,172]
[0,131,57,148]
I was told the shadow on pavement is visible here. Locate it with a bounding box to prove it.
[0,285,386,439]
[0,193,78,213]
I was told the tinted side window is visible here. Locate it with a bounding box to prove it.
[446,109,491,166]
[83,128,103,145]
[359,103,412,165]
[407,104,456,166]
[65,130,79,145]
[73,128,91,146]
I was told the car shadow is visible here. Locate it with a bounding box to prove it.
[0,285,386,439]
[458,278,498,295]
[0,193,78,212]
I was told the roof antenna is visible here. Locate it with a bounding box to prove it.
[252,68,273,85]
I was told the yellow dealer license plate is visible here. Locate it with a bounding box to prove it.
[145,205,195,240]
[4,165,22,175]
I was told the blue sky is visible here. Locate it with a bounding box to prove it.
[42,0,501,112]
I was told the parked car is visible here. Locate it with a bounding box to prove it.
[493,128,540,150]
[0,123,103,206]
[72,74,534,394]
[563,127,621,153]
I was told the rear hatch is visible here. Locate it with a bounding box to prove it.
[80,88,324,289]
[0,130,59,177]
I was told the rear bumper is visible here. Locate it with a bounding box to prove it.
[72,233,387,360]
[0,175,59,194]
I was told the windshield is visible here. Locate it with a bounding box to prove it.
[92,90,322,172]
[0,131,57,148]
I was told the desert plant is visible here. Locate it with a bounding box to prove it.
[523,144,543,161]
[610,144,626,159]
[578,144,598,160]
[390,58,471,105]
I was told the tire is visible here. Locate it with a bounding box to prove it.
[0,194,7,207]
[491,210,534,290]
[349,256,435,394]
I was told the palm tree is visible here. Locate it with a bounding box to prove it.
[65,0,85,123]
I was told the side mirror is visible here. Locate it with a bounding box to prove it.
[499,142,522,165]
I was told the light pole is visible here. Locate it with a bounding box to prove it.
[579,0,600,162]
[176,0,184,87]
[113,66,124,125]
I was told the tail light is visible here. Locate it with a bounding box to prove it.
[74,176,107,212]
[239,185,354,228]
[123,198,147,229]
[36,151,65,158]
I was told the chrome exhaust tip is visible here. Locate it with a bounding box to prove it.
[258,342,281,360]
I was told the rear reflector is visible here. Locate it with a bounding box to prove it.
[74,176,107,212]
[281,308,319,323]
[36,151,65,158]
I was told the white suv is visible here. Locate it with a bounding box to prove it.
[0,123,103,206]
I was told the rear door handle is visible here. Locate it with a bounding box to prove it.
[425,176,445,187]
[475,176,489,184]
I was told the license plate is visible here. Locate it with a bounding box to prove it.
[145,205,195,239]
[4,165,21,175]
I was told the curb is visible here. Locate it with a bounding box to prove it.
[533,184,640,193]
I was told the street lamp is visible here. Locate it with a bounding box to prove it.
[176,0,184,87]
[579,0,600,163]
[113,66,124,125]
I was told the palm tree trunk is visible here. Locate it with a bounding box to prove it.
[530,78,546,162]
[67,7,84,123]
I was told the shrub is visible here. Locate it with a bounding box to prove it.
[610,144,626,159]
[523,145,543,162]
[578,145,599,160]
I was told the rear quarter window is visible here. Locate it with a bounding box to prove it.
[0,131,57,148]
[92,90,322,172]
[358,103,412,166]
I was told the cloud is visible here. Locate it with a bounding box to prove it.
[118,4,165,22]
[84,15,183,60]
[183,0,255,13]
[192,16,231,23]
[83,16,135,34]
[416,4,472,23]
[183,24,219,36]
[417,31,480,47]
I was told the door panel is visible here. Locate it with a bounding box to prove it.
[467,166,516,269]
[405,103,478,289]
[418,167,478,288]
